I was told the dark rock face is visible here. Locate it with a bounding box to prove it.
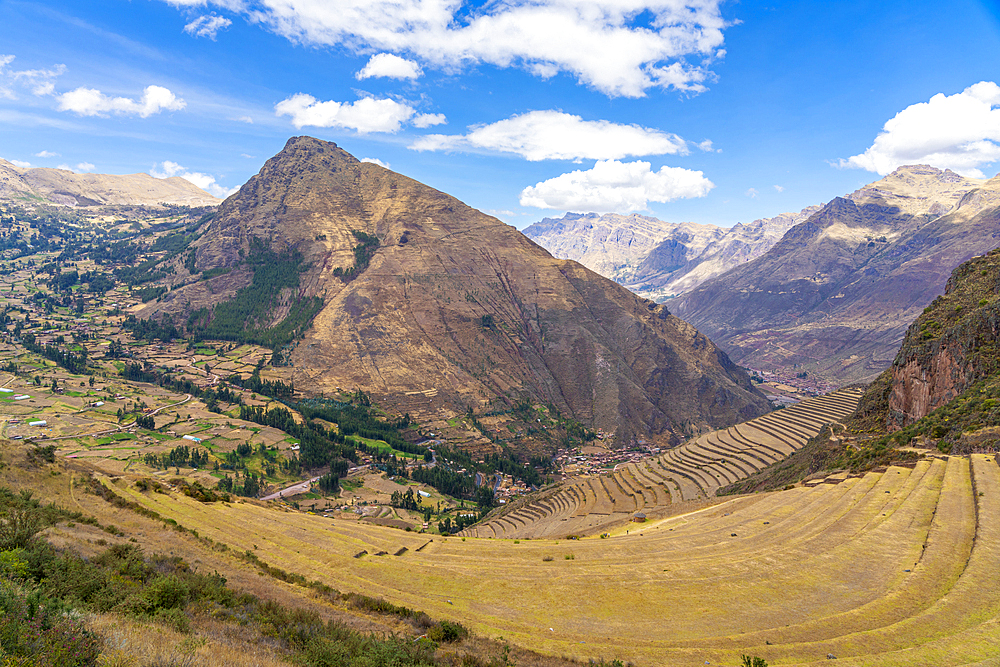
[674,166,1000,385]
[163,136,771,445]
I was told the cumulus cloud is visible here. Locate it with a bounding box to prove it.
[159,0,728,97]
[0,54,65,99]
[412,113,446,128]
[34,150,59,158]
[411,110,689,161]
[275,93,427,133]
[360,157,390,168]
[150,160,237,198]
[234,115,253,123]
[184,14,232,39]
[839,81,1000,178]
[57,85,186,118]
[519,159,714,212]
[9,159,32,168]
[356,53,422,80]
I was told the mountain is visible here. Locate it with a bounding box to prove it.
[521,206,824,302]
[851,247,1000,455]
[522,212,723,283]
[625,205,822,300]
[674,165,1000,386]
[0,158,220,207]
[144,137,771,445]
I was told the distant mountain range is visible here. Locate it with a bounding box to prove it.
[0,158,219,208]
[523,206,821,300]
[527,165,1000,387]
[674,165,1000,385]
[139,137,771,446]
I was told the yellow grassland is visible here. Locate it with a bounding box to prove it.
[105,454,1000,666]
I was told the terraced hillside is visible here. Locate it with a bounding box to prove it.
[112,453,1000,666]
[464,387,864,539]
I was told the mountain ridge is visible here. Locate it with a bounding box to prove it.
[0,158,220,207]
[141,136,772,447]
[674,165,1000,386]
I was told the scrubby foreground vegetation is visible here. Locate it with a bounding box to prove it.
[0,442,613,667]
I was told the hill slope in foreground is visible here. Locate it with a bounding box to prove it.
[146,136,769,446]
[62,447,1000,667]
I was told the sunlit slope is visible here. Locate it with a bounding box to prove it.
[112,453,1000,666]
[465,388,864,539]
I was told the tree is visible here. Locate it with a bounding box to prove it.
[741,656,768,667]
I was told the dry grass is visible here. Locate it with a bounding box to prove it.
[98,452,1000,667]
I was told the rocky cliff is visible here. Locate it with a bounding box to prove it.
[0,159,220,207]
[851,248,1000,454]
[674,165,1000,385]
[148,137,771,445]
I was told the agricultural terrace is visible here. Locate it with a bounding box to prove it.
[108,453,1000,667]
[463,388,865,539]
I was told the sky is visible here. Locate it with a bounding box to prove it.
[1,0,999,229]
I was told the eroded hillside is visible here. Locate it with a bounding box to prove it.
[674,165,1000,385]
[140,137,771,447]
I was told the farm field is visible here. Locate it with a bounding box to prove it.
[465,388,865,539]
[108,452,1000,667]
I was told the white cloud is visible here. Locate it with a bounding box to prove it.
[234,115,253,123]
[184,14,233,39]
[240,153,256,158]
[150,160,236,198]
[57,85,186,118]
[356,53,422,80]
[745,187,758,198]
[0,54,65,99]
[160,0,728,97]
[773,184,784,192]
[519,159,714,212]
[34,150,59,158]
[485,209,516,218]
[411,110,689,161]
[412,113,446,128]
[9,159,32,168]
[360,157,390,168]
[275,93,420,133]
[56,162,95,172]
[839,81,1000,178]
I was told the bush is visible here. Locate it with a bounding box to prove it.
[0,581,102,666]
[0,509,42,550]
[427,620,468,643]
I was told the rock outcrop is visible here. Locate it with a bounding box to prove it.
[152,137,771,445]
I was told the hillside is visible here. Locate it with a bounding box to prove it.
[522,212,723,284]
[674,165,1000,385]
[0,158,220,207]
[848,248,1000,454]
[141,136,771,447]
[626,205,823,300]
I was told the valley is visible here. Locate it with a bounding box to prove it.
[1,148,999,667]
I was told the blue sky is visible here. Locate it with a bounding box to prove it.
[1,0,998,229]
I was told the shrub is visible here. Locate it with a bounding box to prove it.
[427,620,468,643]
[0,509,42,550]
[0,581,102,666]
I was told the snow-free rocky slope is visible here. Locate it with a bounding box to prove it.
[151,137,771,445]
[0,158,220,207]
[674,165,1000,385]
